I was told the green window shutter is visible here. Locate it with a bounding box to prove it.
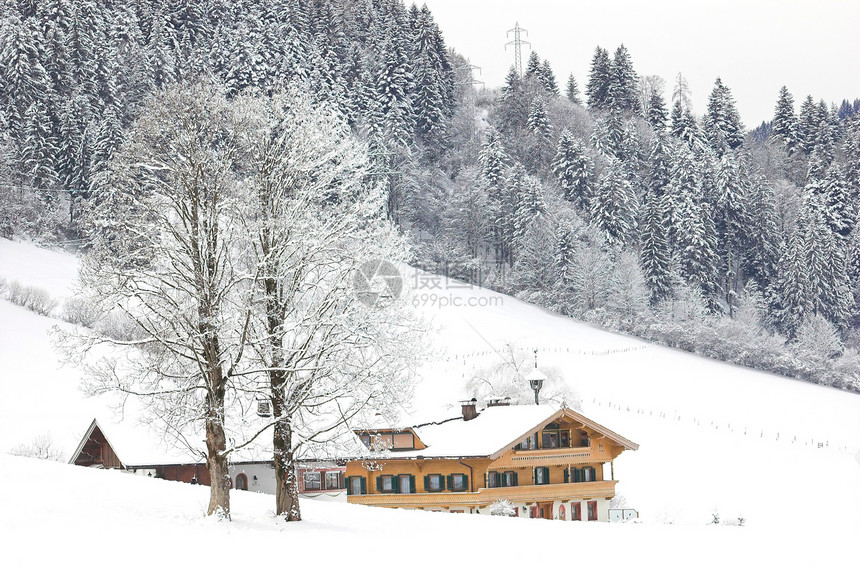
[564,468,569,483]
[423,475,430,492]
[409,474,416,493]
[376,476,382,492]
[544,467,550,484]
[463,474,469,492]
[512,472,518,486]
[346,476,353,495]
[360,477,367,494]
[446,474,452,491]
[392,475,399,492]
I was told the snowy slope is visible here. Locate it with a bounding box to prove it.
[1,239,859,538]
[2,453,855,569]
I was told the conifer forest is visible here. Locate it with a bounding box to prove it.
[1,0,858,389]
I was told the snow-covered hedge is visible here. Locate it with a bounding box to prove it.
[5,280,57,317]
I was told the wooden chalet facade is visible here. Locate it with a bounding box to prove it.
[70,418,346,496]
[345,403,638,521]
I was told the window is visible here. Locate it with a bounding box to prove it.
[587,500,598,521]
[534,466,550,485]
[325,471,343,490]
[502,471,518,487]
[347,476,366,495]
[425,473,444,492]
[359,435,371,448]
[392,432,414,450]
[570,502,582,521]
[304,471,321,491]
[578,430,590,447]
[582,466,594,482]
[541,431,559,448]
[235,473,248,491]
[518,433,538,450]
[372,434,393,450]
[559,430,570,447]
[559,504,566,520]
[398,474,414,494]
[487,471,500,488]
[377,474,397,493]
[449,473,469,492]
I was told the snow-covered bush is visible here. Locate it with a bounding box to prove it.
[489,499,516,517]
[62,296,104,328]
[10,434,64,461]
[6,280,57,316]
[93,312,146,342]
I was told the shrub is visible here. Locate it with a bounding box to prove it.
[5,280,57,316]
[10,434,64,461]
[489,499,516,517]
[62,296,103,328]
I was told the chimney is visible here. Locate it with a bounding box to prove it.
[461,398,478,421]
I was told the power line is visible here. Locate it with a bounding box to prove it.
[505,22,530,77]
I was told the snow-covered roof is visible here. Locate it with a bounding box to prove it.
[369,404,637,459]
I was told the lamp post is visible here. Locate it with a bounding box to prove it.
[526,349,546,404]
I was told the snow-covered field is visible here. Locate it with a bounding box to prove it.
[1,453,855,568]
[1,238,859,567]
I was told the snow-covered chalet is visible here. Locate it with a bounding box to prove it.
[345,401,638,520]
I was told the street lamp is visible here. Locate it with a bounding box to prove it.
[526,349,546,405]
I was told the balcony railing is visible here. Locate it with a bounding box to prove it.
[491,446,605,468]
[347,479,618,508]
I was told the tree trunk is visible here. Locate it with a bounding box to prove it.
[205,413,231,518]
[273,412,301,520]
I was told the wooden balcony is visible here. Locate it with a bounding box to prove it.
[491,446,604,468]
[347,480,618,508]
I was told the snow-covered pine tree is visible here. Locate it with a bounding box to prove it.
[552,129,592,210]
[704,77,744,155]
[591,157,637,246]
[741,175,781,293]
[606,44,639,115]
[646,91,668,132]
[772,86,797,151]
[585,46,611,110]
[640,187,672,305]
[565,74,581,105]
[796,95,819,154]
[21,100,59,193]
[538,59,559,96]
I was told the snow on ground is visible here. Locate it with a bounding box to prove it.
[1,239,860,564]
[1,453,855,569]
[0,238,79,300]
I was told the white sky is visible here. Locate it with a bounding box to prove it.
[420,0,860,126]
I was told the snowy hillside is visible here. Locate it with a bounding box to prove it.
[1,453,855,569]
[1,238,859,560]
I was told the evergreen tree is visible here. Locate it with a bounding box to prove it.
[646,91,668,132]
[742,176,780,292]
[591,157,637,245]
[497,65,528,134]
[640,187,673,305]
[524,51,541,78]
[772,86,797,150]
[527,98,552,140]
[704,77,744,154]
[552,130,592,209]
[565,74,581,105]
[585,46,610,110]
[22,100,58,191]
[0,16,50,131]
[538,59,559,96]
[796,95,819,154]
[606,44,639,114]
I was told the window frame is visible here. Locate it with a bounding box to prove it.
[534,466,550,485]
[377,474,398,493]
[325,471,343,490]
[346,476,366,496]
[425,473,445,492]
[303,470,322,491]
[587,500,598,521]
[571,502,582,521]
[235,473,248,491]
[449,473,469,492]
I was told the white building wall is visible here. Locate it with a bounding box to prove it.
[229,463,277,495]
